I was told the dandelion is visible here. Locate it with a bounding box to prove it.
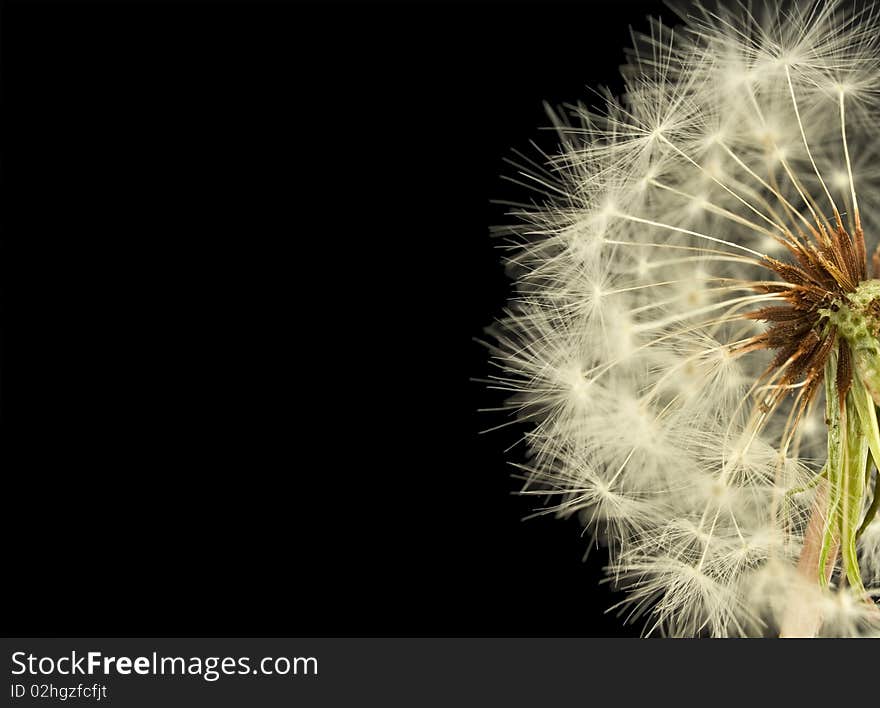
[484,0,880,637]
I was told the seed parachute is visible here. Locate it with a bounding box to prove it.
[484,0,880,637]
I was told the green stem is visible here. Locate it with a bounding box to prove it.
[818,356,843,587]
[851,380,880,539]
[840,393,869,594]
[818,354,876,594]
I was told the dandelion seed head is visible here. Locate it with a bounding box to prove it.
[487,0,880,637]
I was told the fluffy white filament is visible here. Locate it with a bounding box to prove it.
[485,0,880,637]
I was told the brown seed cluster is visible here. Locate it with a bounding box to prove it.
[737,217,874,423]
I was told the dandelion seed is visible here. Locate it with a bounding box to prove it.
[487,0,880,637]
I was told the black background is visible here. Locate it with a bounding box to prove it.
[2,0,670,637]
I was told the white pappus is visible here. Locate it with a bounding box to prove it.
[484,0,880,637]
